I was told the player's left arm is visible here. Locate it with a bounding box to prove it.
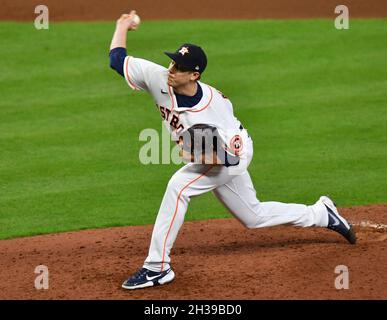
[179,125,240,166]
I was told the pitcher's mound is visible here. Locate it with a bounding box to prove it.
[0,204,386,299]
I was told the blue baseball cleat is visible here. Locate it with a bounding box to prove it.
[122,267,175,290]
[320,196,357,244]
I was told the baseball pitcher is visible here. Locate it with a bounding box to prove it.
[109,11,356,290]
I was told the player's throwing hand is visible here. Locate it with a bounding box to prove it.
[110,10,140,50]
[116,10,140,31]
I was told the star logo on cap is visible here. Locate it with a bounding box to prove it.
[178,47,189,56]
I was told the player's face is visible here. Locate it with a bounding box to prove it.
[168,61,199,87]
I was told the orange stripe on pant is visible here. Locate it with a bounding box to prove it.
[160,165,214,271]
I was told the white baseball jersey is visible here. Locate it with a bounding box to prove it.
[121,55,329,273]
[123,56,248,159]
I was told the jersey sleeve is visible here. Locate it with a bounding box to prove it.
[123,56,166,92]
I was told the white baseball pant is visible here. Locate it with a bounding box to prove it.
[143,136,328,272]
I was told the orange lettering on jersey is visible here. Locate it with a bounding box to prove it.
[159,106,166,120]
[170,115,179,129]
[164,108,171,121]
[157,105,184,131]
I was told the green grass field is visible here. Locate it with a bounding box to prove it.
[1,19,386,240]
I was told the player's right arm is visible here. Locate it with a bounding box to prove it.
[109,11,166,92]
[110,10,139,51]
[109,10,139,79]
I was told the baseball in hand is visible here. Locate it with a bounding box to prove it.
[132,14,141,26]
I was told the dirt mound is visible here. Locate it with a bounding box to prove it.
[1,0,387,21]
[0,204,386,299]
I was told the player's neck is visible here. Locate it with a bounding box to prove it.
[173,81,198,97]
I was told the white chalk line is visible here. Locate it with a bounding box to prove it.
[349,220,387,231]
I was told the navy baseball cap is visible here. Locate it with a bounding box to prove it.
[164,43,207,74]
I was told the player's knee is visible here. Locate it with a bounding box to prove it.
[167,178,191,200]
[240,217,260,229]
[244,222,256,229]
